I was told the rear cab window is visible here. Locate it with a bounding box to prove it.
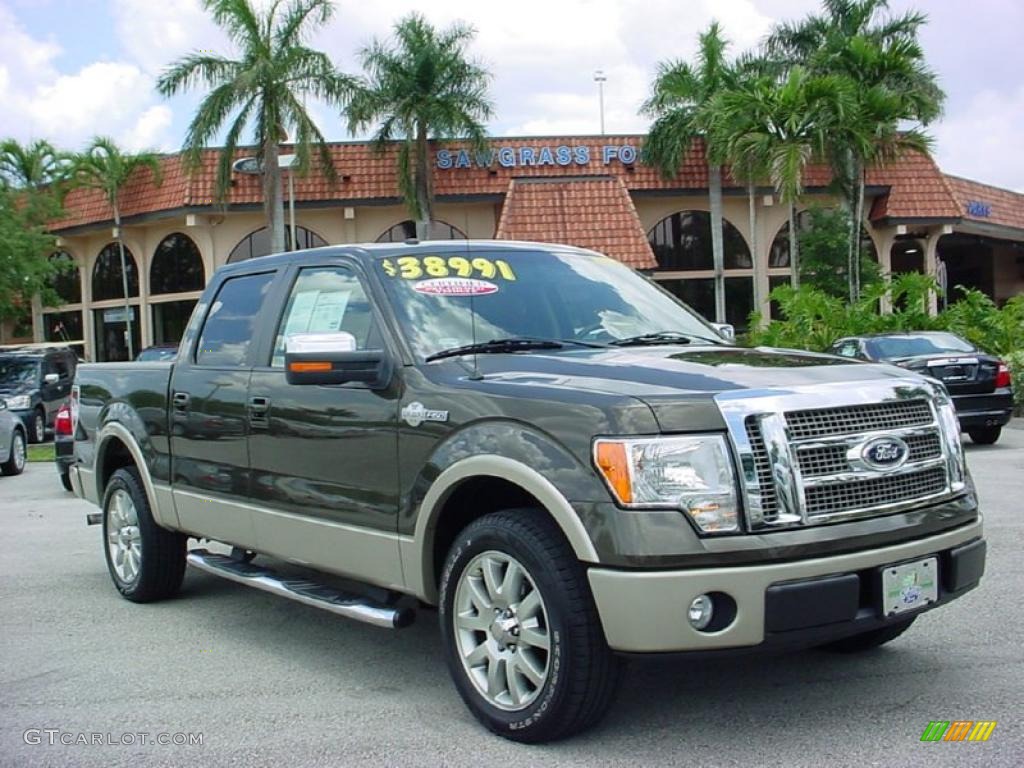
[196,272,276,367]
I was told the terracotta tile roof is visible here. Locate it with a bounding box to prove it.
[49,135,1001,240]
[944,174,1024,233]
[495,177,656,268]
[865,151,960,222]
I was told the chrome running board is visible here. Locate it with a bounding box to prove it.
[186,549,414,629]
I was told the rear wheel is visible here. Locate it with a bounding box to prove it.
[820,617,916,653]
[968,426,1001,445]
[1,430,26,476]
[29,409,45,444]
[102,466,186,602]
[439,509,621,743]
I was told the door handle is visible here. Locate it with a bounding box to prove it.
[248,396,271,428]
[172,392,191,410]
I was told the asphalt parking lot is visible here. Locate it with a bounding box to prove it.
[2,427,1022,767]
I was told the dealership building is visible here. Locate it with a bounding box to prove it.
[30,135,1024,361]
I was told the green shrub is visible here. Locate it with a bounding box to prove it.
[797,205,882,299]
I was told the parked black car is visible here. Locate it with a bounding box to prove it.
[0,346,77,443]
[828,332,1014,444]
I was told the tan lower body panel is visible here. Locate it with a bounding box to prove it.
[588,519,983,653]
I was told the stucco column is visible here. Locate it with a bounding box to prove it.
[875,228,896,314]
[81,256,95,361]
[924,230,942,316]
[131,233,151,349]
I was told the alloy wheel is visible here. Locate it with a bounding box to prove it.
[106,488,142,584]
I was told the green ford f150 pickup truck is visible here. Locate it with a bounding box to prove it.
[69,241,985,742]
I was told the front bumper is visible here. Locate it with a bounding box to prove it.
[588,518,984,652]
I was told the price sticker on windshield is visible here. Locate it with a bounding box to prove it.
[379,255,517,281]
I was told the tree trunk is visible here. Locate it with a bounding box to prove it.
[708,163,726,323]
[747,178,759,321]
[415,124,432,240]
[852,165,866,301]
[844,148,857,304]
[788,200,800,289]
[264,139,286,253]
[113,203,134,361]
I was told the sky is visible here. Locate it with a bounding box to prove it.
[1,0,1022,191]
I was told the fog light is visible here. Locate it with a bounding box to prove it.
[688,594,714,630]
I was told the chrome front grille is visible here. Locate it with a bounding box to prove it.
[785,399,933,440]
[716,379,967,531]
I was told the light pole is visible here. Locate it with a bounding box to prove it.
[594,70,607,135]
[233,153,298,251]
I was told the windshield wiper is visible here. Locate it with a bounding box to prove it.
[426,337,566,362]
[610,331,722,347]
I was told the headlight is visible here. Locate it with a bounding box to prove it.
[5,395,31,410]
[594,435,740,533]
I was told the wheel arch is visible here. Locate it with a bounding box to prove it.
[94,424,170,528]
[404,456,600,604]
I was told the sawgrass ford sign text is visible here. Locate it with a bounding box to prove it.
[436,144,638,170]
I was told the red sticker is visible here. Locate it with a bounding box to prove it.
[412,278,499,297]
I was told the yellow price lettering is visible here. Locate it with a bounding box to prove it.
[380,259,397,277]
[472,258,497,278]
[495,260,516,280]
[423,256,449,277]
[397,256,423,279]
[447,256,472,277]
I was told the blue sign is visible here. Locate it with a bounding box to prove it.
[966,200,991,217]
[436,144,637,170]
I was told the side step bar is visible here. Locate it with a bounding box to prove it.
[186,549,415,629]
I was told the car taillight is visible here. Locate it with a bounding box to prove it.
[55,404,72,436]
[995,362,1011,389]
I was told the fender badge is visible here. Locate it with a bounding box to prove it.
[402,401,449,428]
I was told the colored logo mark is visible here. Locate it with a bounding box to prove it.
[920,720,997,742]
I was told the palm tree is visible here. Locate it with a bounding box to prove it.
[766,0,944,300]
[348,13,493,240]
[157,0,356,253]
[72,137,163,360]
[642,22,737,323]
[0,139,70,191]
[717,69,854,288]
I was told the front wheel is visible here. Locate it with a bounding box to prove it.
[968,426,1001,445]
[439,509,621,743]
[102,466,186,602]
[1,430,26,476]
[820,617,916,653]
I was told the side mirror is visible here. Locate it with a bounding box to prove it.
[44,373,60,384]
[710,323,736,341]
[284,332,391,388]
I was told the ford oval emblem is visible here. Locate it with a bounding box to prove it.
[861,436,910,470]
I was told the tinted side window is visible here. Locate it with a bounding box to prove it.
[271,266,380,367]
[197,272,275,367]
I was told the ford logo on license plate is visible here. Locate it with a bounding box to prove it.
[861,436,910,470]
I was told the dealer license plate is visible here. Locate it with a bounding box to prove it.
[881,557,938,616]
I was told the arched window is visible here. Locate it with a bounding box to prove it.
[91,243,139,301]
[228,226,328,264]
[770,214,878,267]
[49,251,81,304]
[647,211,752,271]
[151,233,205,294]
[376,219,467,242]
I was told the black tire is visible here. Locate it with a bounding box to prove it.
[439,508,621,743]
[968,426,1001,445]
[820,617,916,653]
[1,429,26,476]
[60,470,73,492]
[29,409,45,444]
[102,466,186,602]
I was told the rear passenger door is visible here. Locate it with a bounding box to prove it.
[246,260,403,588]
[170,270,279,549]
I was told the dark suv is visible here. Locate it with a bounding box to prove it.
[0,346,77,443]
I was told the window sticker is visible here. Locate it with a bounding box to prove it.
[283,289,353,335]
[412,278,499,297]
[380,255,517,281]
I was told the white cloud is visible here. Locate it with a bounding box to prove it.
[932,86,1024,193]
[111,0,225,76]
[0,3,176,151]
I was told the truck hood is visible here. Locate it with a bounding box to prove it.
[468,345,919,429]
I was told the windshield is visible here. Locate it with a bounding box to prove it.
[374,248,722,360]
[865,333,976,360]
[0,358,40,388]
